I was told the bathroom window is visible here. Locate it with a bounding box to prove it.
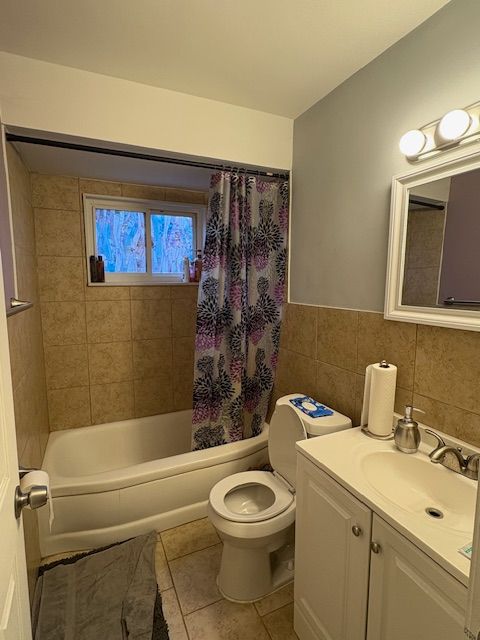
[84,195,204,285]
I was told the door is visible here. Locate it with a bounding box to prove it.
[294,455,372,640]
[367,515,466,640]
[0,122,32,639]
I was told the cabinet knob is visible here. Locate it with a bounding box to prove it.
[370,541,382,554]
[352,525,362,537]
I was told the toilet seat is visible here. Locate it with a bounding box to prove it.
[209,471,294,523]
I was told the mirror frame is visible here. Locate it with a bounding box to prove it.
[385,146,480,332]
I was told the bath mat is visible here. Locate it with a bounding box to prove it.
[33,532,169,640]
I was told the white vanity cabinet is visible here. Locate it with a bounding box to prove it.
[367,515,467,640]
[294,453,468,640]
[294,455,372,640]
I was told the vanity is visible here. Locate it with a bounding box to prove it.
[293,426,476,640]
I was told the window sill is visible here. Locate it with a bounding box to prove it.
[86,282,199,287]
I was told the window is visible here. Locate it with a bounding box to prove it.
[84,195,205,285]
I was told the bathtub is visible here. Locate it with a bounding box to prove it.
[38,410,269,557]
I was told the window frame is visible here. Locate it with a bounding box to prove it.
[83,194,205,285]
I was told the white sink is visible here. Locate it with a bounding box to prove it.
[361,450,476,534]
[296,426,479,586]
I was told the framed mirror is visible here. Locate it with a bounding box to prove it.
[385,147,480,331]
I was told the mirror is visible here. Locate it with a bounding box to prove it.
[385,148,480,331]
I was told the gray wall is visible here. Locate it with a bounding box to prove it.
[291,0,480,311]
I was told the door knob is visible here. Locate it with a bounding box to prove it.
[370,541,382,554]
[352,525,362,537]
[14,485,48,519]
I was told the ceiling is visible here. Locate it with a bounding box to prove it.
[0,0,450,118]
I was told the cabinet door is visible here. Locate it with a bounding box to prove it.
[294,455,372,640]
[367,515,467,640]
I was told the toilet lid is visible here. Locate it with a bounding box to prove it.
[209,471,294,523]
[268,404,307,489]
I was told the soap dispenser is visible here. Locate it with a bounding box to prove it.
[394,405,423,454]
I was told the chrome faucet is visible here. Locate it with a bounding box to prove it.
[425,429,479,480]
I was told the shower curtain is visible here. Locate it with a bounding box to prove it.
[192,171,289,451]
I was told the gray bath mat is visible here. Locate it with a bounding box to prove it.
[33,532,169,640]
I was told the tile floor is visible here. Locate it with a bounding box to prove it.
[157,517,298,640]
[42,517,299,640]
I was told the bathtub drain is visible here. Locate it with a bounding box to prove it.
[425,507,444,519]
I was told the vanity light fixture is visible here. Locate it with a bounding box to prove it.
[398,129,427,158]
[437,109,472,142]
[399,101,480,161]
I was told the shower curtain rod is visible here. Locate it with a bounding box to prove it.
[5,133,290,180]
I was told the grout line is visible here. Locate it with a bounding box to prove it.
[180,594,224,619]
[165,540,222,565]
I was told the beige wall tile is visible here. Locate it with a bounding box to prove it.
[357,312,416,390]
[173,337,195,363]
[14,250,39,302]
[280,303,316,357]
[174,361,194,411]
[131,299,172,340]
[41,302,86,346]
[37,256,85,301]
[316,361,356,419]
[133,339,172,380]
[44,344,89,389]
[31,174,79,210]
[121,183,166,201]
[86,300,131,343]
[163,187,207,204]
[415,325,480,415]
[172,299,197,337]
[171,284,199,299]
[8,310,29,390]
[317,307,358,370]
[276,348,316,398]
[88,341,133,385]
[456,411,480,448]
[134,377,173,417]
[48,386,91,430]
[34,209,82,256]
[79,179,122,196]
[412,393,462,440]
[130,286,171,300]
[90,381,134,424]
[85,285,130,301]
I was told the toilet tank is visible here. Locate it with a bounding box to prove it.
[275,393,352,437]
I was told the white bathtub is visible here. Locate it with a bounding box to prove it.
[39,410,269,556]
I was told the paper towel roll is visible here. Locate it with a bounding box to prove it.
[361,362,397,436]
[20,470,54,531]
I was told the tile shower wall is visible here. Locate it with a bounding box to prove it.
[5,145,50,597]
[276,303,480,448]
[32,173,204,430]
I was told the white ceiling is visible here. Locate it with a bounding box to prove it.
[0,0,450,118]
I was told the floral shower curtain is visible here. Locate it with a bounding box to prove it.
[192,171,289,450]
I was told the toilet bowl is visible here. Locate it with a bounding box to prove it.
[208,393,352,602]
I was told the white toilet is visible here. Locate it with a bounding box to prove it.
[207,393,352,602]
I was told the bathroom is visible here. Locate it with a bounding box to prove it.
[2,0,480,638]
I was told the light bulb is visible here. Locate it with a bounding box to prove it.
[399,129,426,157]
[437,109,472,141]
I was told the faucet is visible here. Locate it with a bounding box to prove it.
[425,429,479,480]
